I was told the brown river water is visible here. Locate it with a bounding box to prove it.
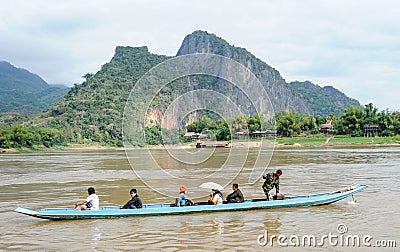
[0,147,399,251]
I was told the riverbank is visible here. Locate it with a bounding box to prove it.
[276,135,400,148]
[0,144,124,153]
[1,136,400,153]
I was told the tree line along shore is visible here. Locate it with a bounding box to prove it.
[1,135,400,153]
[1,102,399,152]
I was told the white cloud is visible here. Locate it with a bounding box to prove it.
[0,0,399,110]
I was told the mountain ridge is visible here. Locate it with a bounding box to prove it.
[25,31,361,145]
[289,80,361,116]
[0,61,69,115]
[0,61,48,92]
[177,30,313,114]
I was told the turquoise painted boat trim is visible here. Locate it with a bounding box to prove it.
[14,184,367,220]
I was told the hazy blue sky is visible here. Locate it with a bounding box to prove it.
[1,0,399,111]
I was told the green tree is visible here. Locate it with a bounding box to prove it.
[215,121,231,141]
[315,115,327,127]
[247,113,262,133]
[364,103,379,125]
[300,114,317,133]
[276,111,302,137]
[145,125,162,145]
[230,114,248,133]
[11,124,35,147]
[36,127,63,147]
[394,112,400,135]
[341,106,366,136]
[378,109,396,136]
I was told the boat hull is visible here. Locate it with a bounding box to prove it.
[14,184,367,220]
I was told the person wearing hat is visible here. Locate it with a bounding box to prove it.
[175,185,193,207]
[262,169,283,200]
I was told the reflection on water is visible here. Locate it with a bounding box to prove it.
[263,216,281,236]
[0,147,399,251]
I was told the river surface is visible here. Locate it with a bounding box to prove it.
[0,147,399,251]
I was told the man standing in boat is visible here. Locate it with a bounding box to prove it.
[262,169,282,200]
[121,188,142,209]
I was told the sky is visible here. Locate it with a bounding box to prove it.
[1,0,399,111]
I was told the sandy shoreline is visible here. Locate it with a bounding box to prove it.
[2,141,400,153]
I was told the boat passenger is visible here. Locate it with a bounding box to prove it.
[175,185,194,207]
[74,187,99,210]
[208,189,223,205]
[121,188,142,209]
[262,169,282,200]
[226,183,244,203]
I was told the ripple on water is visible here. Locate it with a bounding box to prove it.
[0,148,399,251]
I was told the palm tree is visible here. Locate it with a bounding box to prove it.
[364,103,378,124]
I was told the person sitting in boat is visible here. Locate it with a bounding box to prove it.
[121,188,142,209]
[74,187,99,210]
[175,185,194,207]
[262,169,282,200]
[226,183,244,203]
[208,189,223,205]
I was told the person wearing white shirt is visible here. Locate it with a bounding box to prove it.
[208,189,223,205]
[74,187,99,210]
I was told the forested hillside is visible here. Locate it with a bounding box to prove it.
[0,61,68,115]
[32,47,170,146]
[290,81,361,116]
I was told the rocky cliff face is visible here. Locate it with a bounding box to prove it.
[176,30,313,115]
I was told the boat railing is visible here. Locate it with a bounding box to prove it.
[142,203,175,209]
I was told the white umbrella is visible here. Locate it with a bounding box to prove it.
[199,182,224,191]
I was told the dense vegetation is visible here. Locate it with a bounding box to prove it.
[0,124,63,149]
[274,103,400,137]
[138,103,400,146]
[185,116,231,141]
[143,113,271,145]
[185,102,400,139]
[0,61,68,115]
[1,102,399,149]
[31,46,170,146]
[290,81,361,116]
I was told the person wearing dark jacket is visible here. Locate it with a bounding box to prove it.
[226,183,244,203]
[121,188,142,209]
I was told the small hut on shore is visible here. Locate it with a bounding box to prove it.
[319,120,334,134]
[364,124,379,137]
[249,130,277,138]
[184,132,201,141]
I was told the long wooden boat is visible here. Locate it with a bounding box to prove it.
[14,184,367,220]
